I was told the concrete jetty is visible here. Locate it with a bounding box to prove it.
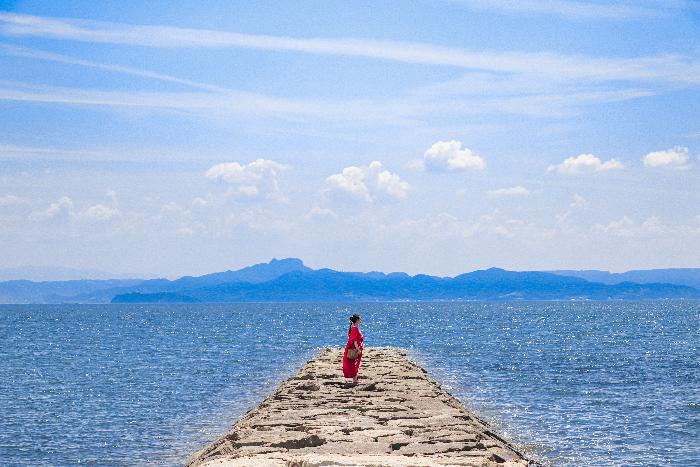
[187,348,533,466]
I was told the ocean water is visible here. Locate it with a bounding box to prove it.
[1,302,698,466]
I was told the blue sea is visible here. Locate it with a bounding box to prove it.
[1,302,698,466]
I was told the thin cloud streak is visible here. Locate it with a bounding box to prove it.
[0,80,424,125]
[0,80,653,121]
[1,12,699,85]
[0,43,657,124]
[451,0,660,20]
[0,44,233,95]
[0,81,325,113]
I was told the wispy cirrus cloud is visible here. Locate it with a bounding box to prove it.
[0,80,426,125]
[0,28,683,127]
[0,79,650,122]
[0,143,102,158]
[449,0,662,20]
[0,44,232,94]
[1,12,700,85]
[0,20,686,125]
[0,80,348,116]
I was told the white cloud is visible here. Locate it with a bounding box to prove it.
[377,170,411,199]
[487,185,530,197]
[161,201,186,214]
[2,13,700,85]
[547,153,624,174]
[593,215,635,236]
[326,166,371,201]
[305,207,338,220]
[591,215,700,238]
[376,210,550,243]
[0,43,661,124]
[0,81,394,122]
[423,140,486,171]
[384,212,481,241]
[30,195,121,222]
[206,159,290,201]
[206,159,289,183]
[570,194,587,209]
[325,161,410,201]
[82,204,119,221]
[0,44,232,95]
[236,185,260,197]
[0,195,30,206]
[30,196,74,221]
[454,0,659,20]
[0,78,659,122]
[642,146,690,169]
[191,194,214,208]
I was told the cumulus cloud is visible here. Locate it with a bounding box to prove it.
[642,146,690,169]
[592,215,635,237]
[30,196,74,221]
[305,206,338,220]
[376,210,548,243]
[325,161,410,201]
[487,185,530,197]
[547,153,624,174]
[191,193,214,208]
[570,194,587,209]
[30,194,120,222]
[82,204,119,221]
[326,165,370,200]
[377,170,411,199]
[161,201,186,214]
[383,212,480,241]
[590,215,700,238]
[422,140,486,171]
[205,158,290,201]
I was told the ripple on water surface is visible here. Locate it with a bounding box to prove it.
[0,301,698,465]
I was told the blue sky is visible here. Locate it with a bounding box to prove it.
[0,0,699,277]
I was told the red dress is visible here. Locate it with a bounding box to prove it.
[342,325,364,378]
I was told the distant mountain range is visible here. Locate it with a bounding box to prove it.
[0,258,698,304]
[550,269,700,291]
[0,258,308,304]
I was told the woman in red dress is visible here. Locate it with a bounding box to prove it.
[342,314,364,384]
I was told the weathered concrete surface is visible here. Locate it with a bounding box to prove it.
[187,348,533,467]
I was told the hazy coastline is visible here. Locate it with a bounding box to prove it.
[2,258,699,304]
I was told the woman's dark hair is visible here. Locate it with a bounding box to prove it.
[348,314,361,336]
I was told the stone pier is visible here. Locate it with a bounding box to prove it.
[187,347,534,466]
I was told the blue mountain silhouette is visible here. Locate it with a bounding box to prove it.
[1,258,698,303]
